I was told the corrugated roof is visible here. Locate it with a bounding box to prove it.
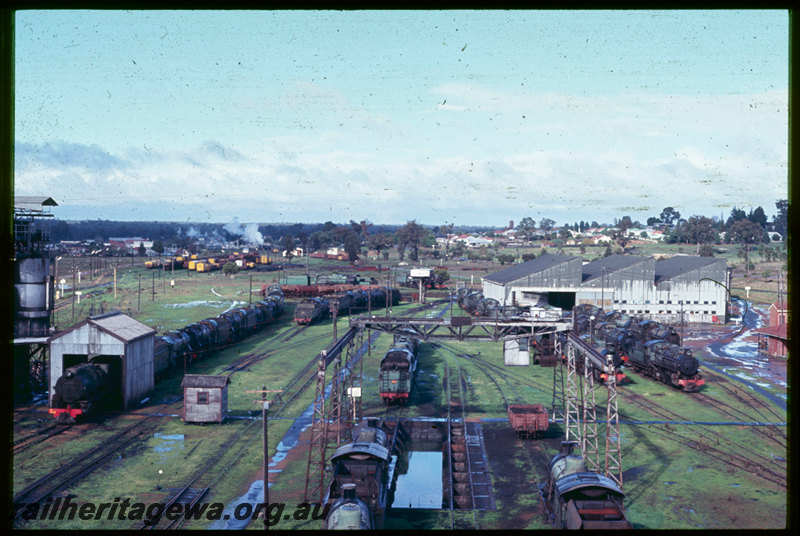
[582,255,651,283]
[89,311,156,342]
[14,196,58,211]
[483,253,580,284]
[181,374,231,388]
[754,323,789,340]
[654,255,723,284]
[49,311,155,344]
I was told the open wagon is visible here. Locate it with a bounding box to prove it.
[508,404,549,438]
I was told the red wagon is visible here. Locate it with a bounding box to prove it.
[508,404,549,438]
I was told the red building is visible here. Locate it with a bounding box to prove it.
[755,301,789,358]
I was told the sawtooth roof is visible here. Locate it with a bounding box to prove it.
[483,253,581,285]
[654,255,724,284]
[582,255,651,283]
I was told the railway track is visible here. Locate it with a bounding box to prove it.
[12,401,182,524]
[13,424,72,455]
[616,385,786,489]
[441,350,479,530]
[136,418,263,530]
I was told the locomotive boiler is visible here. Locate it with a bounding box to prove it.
[540,441,632,530]
[324,426,391,530]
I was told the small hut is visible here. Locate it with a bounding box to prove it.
[181,374,231,424]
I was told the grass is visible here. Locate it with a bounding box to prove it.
[19,256,788,529]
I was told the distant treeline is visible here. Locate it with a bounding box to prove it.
[50,220,491,246]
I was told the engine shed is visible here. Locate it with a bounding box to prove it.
[48,311,156,410]
[180,374,231,424]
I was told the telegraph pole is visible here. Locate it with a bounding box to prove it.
[245,386,282,529]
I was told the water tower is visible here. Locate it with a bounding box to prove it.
[13,196,58,402]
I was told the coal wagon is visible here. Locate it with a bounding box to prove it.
[507,404,549,438]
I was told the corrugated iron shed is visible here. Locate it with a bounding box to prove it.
[581,255,652,283]
[483,253,581,285]
[654,255,723,284]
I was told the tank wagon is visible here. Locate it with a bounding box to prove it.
[540,441,632,530]
[378,332,420,404]
[49,286,285,423]
[324,426,391,530]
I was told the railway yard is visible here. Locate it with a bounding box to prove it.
[11,258,788,530]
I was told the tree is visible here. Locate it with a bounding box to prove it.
[367,232,395,260]
[137,242,146,257]
[151,240,165,255]
[659,207,681,227]
[343,231,361,263]
[517,217,536,242]
[222,261,240,275]
[281,233,295,260]
[728,219,764,278]
[539,218,555,238]
[395,221,425,262]
[646,216,660,226]
[772,199,788,239]
[680,215,718,254]
[747,206,768,228]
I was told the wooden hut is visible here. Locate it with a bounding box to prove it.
[181,374,230,423]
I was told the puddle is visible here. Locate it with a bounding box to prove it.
[391,450,443,509]
[153,433,185,462]
[207,478,268,530]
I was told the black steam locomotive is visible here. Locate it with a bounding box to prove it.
[324,426,391,530]
[572,304,704,392]
[49,286,285,423]
[293,287,401,325]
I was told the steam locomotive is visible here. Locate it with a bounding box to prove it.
[293,287,402,325]
[324,426,391,530]
[49,286,285,423]
[378,332,420,404]
[540,441,632,529]
[572,304,704,392]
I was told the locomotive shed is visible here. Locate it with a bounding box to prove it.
[13,295,787,530]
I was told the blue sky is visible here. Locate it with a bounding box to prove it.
[14,10,788,227]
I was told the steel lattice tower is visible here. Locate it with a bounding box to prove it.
[303,358,329,504]
[563,343,581,442]
[604,354,623,489]
[581,355,601,473]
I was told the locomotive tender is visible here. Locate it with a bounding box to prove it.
[324,426,391,530]
[540,441,632,530]
[49,286,285,423]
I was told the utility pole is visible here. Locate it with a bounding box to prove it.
[246,386,283,530]
[138,274,142,312]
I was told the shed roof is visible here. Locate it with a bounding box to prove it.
[181,374,231,388]
[483,253,580,285]
[49,311,155,344]
[654,255,723,284]
[582,255,651,283]
[14,196,58,211]
[754,323,789,340]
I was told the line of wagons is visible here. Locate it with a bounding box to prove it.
[49,286,285,423]
[294,287,401,325]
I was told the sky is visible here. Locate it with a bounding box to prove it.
[14,10,789,228]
